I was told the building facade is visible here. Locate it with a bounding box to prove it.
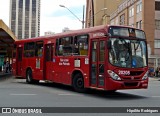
[110,0,156,57]
[9,0,40,39]
[62,27,70,32]
[85,0,124,27]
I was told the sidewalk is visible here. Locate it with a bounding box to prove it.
[149,76,160,81]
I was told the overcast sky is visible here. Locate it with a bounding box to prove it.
[0,0,86,36]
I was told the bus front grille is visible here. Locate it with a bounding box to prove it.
[129,71,143,76]
[124,82,138,87]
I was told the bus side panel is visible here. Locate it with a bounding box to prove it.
[63,57,90,86]
[61,58,72,85]
[45,61,52,81]
[22,58,37,79]
[52,57,68,84]
[51,57,89,86]
[23,59,43,81]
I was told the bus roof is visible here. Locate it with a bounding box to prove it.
[15,25,145,43]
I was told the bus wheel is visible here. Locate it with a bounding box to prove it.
[106,90,117,94]
[26,70,33,84]
[72,73,85,93]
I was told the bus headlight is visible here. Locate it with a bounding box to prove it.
[107,70,121,80]
[142,71,148,80]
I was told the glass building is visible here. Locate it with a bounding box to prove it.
[10,0,40,39]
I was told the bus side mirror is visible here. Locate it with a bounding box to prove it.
[107,40,112,49]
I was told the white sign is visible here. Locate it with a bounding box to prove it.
[74,60,80,67]
[59,58,70,66]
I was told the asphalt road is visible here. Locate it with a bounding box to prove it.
[0,76,160,116]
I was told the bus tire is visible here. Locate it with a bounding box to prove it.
[72,73,86,93]
[26,70,34,84]
[106,90,117,94]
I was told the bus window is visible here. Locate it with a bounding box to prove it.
[35,41,43,57]
[92,41,97,62]
[74,34,89,56]
[56,39,59,56]
[46,45,54,61]
[56,37,73,56]
[24,42,35,57]
[100,41,105,61]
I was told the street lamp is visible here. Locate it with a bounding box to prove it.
[89,8,107,27]
[59,5,85,29]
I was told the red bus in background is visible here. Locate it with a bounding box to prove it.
[12,25,148,92]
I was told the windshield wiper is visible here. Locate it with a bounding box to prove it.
[119,37,130,50]
[135,41,140,51]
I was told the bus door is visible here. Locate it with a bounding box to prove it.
[44,44,54,81]
[91,39,105,88]
[17,47,23,76]
[34,41,44,80]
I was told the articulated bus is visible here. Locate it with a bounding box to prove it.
[12,25,148,92]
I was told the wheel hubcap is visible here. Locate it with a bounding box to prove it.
[77,78,83,88]
[27,73,31,82]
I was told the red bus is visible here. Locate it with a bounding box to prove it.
[12,25,148,92]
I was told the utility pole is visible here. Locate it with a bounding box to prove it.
[82,5,85,29]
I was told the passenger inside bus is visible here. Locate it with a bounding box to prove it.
[37,48,43,57]
[81,43,88,55]
[112,39,131,67]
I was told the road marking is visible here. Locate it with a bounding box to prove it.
[151,96,160,98]
[58,93,82,96]
[10,94,37,96]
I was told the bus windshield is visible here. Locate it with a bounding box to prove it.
[109,38,147,68]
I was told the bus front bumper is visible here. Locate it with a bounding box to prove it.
[106,78,148,90]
